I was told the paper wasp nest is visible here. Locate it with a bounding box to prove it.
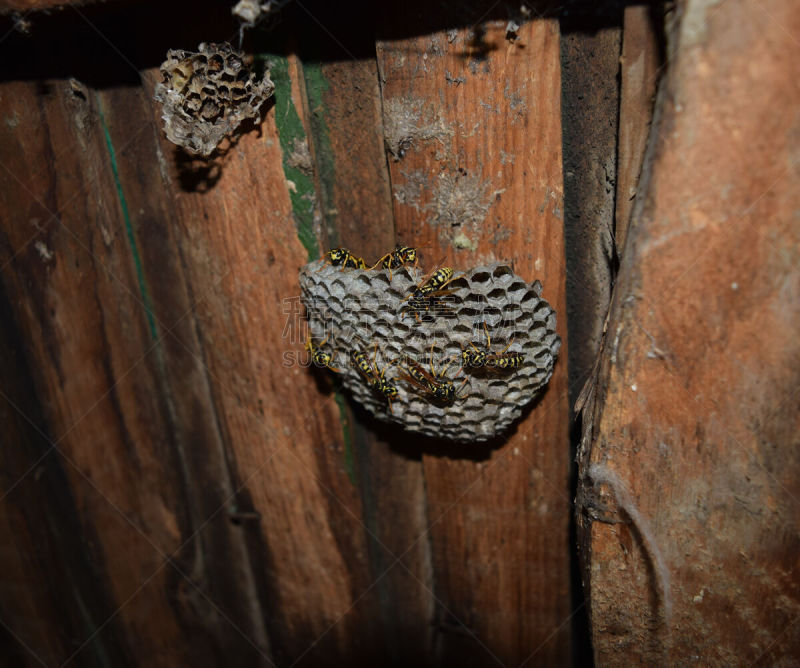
[299,261,560,443]
[154,42,274,156]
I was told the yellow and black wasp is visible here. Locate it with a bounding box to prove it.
[401,263,462,322]
[319,247,367,270]
[398,343,468,405]
[370,245,422,280]
[352,344,399,412]
[460,323,525,372]
[305,334,340,372]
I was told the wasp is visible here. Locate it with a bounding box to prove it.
[305,334,340,372]
[317,247,367,271]
[401,263,462,322]
[370,245,421,279]
[399,343,468,404]
[461,323,525,372]
[352,344,399,412]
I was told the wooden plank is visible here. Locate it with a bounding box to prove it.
[615,3,661,254]
[0,275,132,668]
[134,49,388,664]
[301,59,395,253]
[296,34,437,662]
[377,8,572,666]
[559,6,622,405]
[0,77,217,666]
[577,0,800,662]
[96,82,278,665]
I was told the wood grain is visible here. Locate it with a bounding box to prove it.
[559,6,622,406]
[578,0,800,662]
[296,40,438,663]
[0,77,231,666]
[0,272,133,667]
[137,57,388,664]
[377,9,572,666]
[615,3,661,254]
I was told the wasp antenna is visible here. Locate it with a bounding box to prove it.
[439,355,455,379]
[414,259,446,289]
[428,340,437,376]
[498,337,514,355]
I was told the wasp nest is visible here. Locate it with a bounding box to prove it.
[299,261,560,443]
[154,42,274,156]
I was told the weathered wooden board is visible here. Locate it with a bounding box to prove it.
[0,8,379,668]
[136,58,392,664]
[0,78,217,667]
[0,269,136,667]
[377,8,572,666]
[577,0,800,663]
[615,3,661,254]
[559,5,621,406]
[293,26,437,660]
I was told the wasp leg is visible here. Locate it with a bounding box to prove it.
[497,338,515,355]
[455,376,470,399]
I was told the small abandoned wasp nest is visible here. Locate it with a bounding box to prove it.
[299,261,560,443]
[154,42,274,156]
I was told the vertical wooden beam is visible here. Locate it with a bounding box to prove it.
[377,5,572,665]
[289,3,437,659]
[97,81,277,664]
[0,276,133,668]
[0,75,237,665]
[136,52,385,663]
[578,0,800,662]
[559,2,623,408]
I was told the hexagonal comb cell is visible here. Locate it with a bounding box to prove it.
[154,42,274,156]
[299,260,561,443]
